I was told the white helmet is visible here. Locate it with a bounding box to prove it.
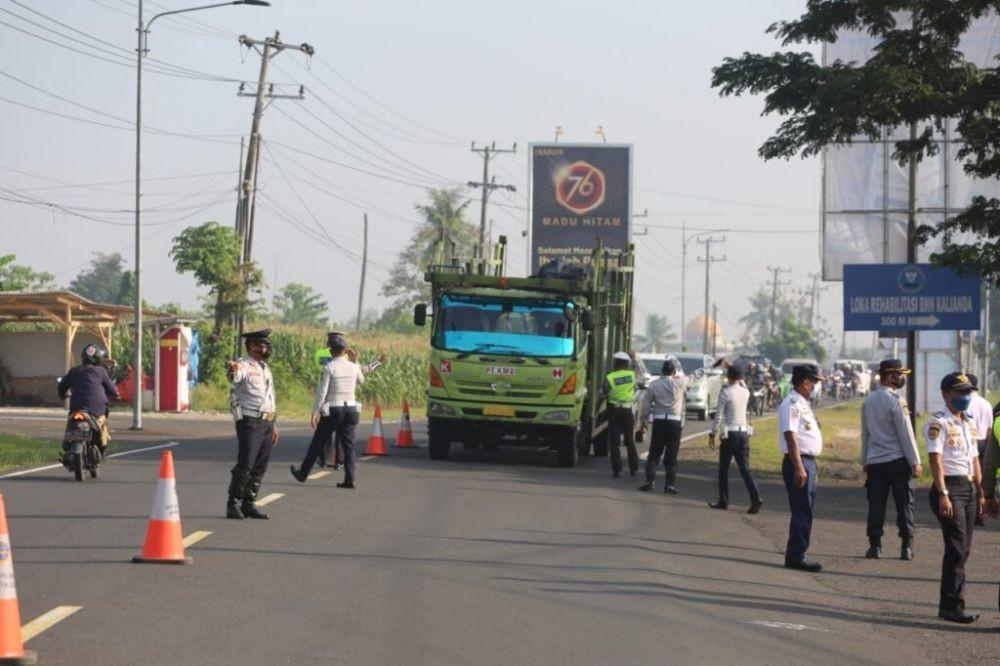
[613,351,630,362]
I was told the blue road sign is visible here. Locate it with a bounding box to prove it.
[843,264,981,331]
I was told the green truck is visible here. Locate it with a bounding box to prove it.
[413,237,635,466]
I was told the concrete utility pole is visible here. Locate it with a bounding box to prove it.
[766,265,792,336]
[235,31,313,341]
[356,213,368,332]
[906,121,918,426]
[469,142,517,257]
[697,236,726,355]
[711,303,719,356]
[805,271,829,330]
[984,283,991,393]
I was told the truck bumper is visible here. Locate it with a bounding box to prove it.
[428,415,573,447]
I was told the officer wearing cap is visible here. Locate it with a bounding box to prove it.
[602,351,639,479]
[778,363,825,572]
[860,359,922,561]
[924,372,986,624]
[638,358,689,493]
[708,363,762,514]
[225,329,279,520]
[966,374,993,527]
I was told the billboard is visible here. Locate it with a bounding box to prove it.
[529,143,632,274]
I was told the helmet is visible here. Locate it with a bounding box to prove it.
[613,351,630,362]
[81,344,105,366]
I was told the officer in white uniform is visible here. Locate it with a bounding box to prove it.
[924,372,986,624]
[708,363,762,513]
[778,364,825,572]
[638,359,688,494]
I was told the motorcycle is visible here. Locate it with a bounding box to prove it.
[750,385,766,416]
[62,410,103,481]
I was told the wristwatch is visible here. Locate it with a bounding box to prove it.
[939,488,950,496]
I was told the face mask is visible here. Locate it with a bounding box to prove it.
[950,394,972,412]
[894,376,906,389]
[809,382,820,398]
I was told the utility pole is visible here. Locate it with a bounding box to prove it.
[356,213,368,332]
[697,236,726,355]
[805,272,829,330]
[681,220,687,351]
[766,265,792,336]
[905,121,918,426]
[235,31,313,342]
[469,141,517,256]
[711,303,719,356]
[984,283,991,393]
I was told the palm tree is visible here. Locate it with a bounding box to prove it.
[633,313,676,353]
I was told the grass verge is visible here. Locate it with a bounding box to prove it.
[0,433,61,473]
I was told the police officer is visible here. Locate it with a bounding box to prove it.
[602,351,639,479]
[638,359,688,493]
[924,372,986,624]
[779,363,825,572]
[708,363,762,513]
[226,329,279,520]
[860,359,921,560]
[966,374,993,527]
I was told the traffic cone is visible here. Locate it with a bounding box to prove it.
[394,400,415,448]
[365,406,388,456]
[0,494,37,665]
[133,451,192,565]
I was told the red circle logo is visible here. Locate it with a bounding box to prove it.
[555,161,606,214]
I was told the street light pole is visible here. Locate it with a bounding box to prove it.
[132,0,269,430]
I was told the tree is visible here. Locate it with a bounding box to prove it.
[759,316,827,365]
[69,252,132,304]
[0,254,55,291]
[632,313,676,353]
[711,3,1000,284]
[381,188,475,312]
[169,222,263,333]
[273,282,328,326]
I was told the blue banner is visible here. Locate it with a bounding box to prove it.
[843,264,981,331]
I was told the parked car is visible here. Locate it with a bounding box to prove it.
[674,352,723,420]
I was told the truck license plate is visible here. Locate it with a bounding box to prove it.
[483,405,515,417]
[486,366,517,376]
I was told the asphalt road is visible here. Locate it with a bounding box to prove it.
[0,408,996,665]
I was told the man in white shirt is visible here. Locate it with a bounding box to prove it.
[638,359,688,494]
[779,363,825,572]
[708,363,762,513]
[965,374,993,527]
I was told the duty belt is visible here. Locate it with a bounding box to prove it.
[327,400,358,408]
[653,414,682,421]
[243,409,276,421]
[944,475,975,483]
[727,426,749,433]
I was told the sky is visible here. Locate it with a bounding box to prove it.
[1,0,866,354]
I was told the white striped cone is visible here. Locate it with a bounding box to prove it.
[133,451,191,565]
[0,494,36,664]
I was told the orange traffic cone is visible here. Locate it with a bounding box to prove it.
[365,406,389,456]
[0,494,37,665]
[394,400,415,448]
[133,451,191,565]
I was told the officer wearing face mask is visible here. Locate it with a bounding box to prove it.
[860,359,922,561]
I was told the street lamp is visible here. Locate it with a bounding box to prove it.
[132,0,269,430]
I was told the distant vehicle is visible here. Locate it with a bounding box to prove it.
[674,352,723,421]
[835,359,873,396]
[779,357,821,377]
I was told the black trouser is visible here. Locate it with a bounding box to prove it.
[607,406,638,474]
[718,432,760,507]
[865,457,915,540]
[229,416,275,500]
[300,407,359,482]
[644,419,682,485]
[930,478,977,613]
[783,454,817,564]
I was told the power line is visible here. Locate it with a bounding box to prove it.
[639,186,817,213]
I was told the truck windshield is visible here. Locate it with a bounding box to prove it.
[434,295,575,357]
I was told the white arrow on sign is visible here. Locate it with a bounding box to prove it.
[911,315,940,327]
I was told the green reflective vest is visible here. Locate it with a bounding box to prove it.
[606,369,637,407]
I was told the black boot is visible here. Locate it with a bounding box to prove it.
[900,537,914,561]
[865,537,882,559]
[227,470,250,520]
[241,473,270,520]
[664,466,678,494]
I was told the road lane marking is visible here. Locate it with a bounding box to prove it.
[0,441,181,479]
[256,493,283,506]
[742,620,832,633]
[22,606,82,642]
[182,531,212,548]
[307,471,330,480]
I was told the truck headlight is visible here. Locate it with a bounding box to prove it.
[429,402,456,416]
[543,410,571,422]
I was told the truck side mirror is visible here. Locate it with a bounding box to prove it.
[580,309,595,332]
[413,303,428,327]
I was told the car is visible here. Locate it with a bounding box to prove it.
[674,352,723,420]
[779,357,823,403]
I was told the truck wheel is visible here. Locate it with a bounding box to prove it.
[556,428,579,467]
[428,419,450,460]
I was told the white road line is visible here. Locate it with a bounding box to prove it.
[22,605,83,642]
[256,493,284,507]
[0,441,180,479]
[182,531,212,548]
[307,470,330,480]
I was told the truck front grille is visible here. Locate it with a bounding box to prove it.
[454,380,547,399]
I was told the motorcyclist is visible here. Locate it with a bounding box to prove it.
[57,344,120,455]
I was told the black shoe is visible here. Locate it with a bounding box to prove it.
[290,465,307,483]
[938,609,979,624]
[900,539,914,561]
[784,559,822,572]
[974,516,985,527]
[664,485,678,495]
[241,502,269,520]
[708,501,727,510]
[637,483,654,492]
[629,470,638,478]
[865,546,882,559]
[332,464,342,470]
[336,481,355,489]
[747,499,763,515]
[612,471,621,479]
[226,500,245,520]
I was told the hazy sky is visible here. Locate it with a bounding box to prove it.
[3,1,861,351]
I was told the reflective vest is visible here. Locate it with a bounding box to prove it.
[606,370,637,407]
